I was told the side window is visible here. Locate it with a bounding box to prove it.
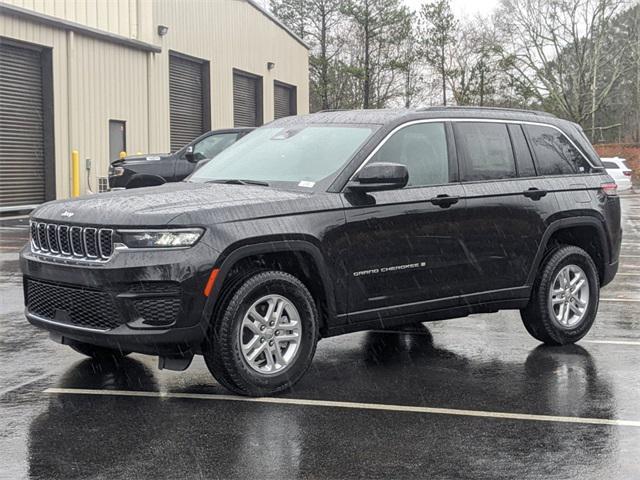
[524,125,591,175]
[192,133,239,160]
[507,124,536,177]
[454,122,516,181]
[602,161,618,169]
[370,122,449,187]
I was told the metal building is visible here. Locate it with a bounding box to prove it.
[0,0,309,212]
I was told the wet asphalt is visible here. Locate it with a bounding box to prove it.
[1,194,639,480]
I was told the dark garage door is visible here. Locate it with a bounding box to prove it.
[169,53,210,152]
[0,41,52,209]
[233,70,262,127]
[274,81,296,119]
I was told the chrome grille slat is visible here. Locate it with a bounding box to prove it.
[84,228,98,258]
[98,229,114,258]
[37,223,49,251]
[70,226,84,257]
[47,224,59,253]
[30,222,114,261]
[58,225,71,255]
[30,221,40,250]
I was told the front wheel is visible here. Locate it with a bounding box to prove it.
[204,271,319,396]
[521,245,600,345]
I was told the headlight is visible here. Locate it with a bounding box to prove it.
[119,229,204,248]
[111,167,125,176]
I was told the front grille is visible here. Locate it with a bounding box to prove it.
[134,298,181,326]
[84,228,99,258]
[30,221,114,261]
[58,226,71,254]
[26,279,123,330]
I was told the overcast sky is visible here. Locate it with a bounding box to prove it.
[403,0,501,18]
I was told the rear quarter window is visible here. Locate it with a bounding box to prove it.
[524,125,593,175]
[602,161,619,169]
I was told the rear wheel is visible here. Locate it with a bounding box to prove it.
[204,271,319,396]
[521,245,600,345]
[69,341,130,361]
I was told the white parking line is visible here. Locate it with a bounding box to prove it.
[601,297,640,303]
[620,255,640,258]
[583,339,640,346]
[616,273,640,276]
[44,387,640,428]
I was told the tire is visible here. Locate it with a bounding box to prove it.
[203,270,319,396]
[69,341,131,361]
[520,245,600,345]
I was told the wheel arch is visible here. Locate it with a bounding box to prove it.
[528,217,611,286]
[204,239,337,335]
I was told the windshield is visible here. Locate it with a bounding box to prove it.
[189,125,375,187]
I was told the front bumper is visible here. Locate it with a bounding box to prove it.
[20,241,219,356]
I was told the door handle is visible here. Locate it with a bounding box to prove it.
[523,187,548,200]
[429,194,459,208]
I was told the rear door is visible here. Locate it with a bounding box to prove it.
[342,121,468,323]
[454,121,558,297]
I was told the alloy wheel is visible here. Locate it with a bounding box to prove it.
[239,294,302,375]
[548,264,590,328]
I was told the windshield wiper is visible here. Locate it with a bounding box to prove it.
[205,179,269,186]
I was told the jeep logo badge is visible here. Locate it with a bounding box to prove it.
[61,211,74,218]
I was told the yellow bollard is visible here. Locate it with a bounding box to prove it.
[71,150,80,197]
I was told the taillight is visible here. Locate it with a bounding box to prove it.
[601,182,618,196]
[623,171,632,177]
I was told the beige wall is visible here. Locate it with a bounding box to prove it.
[0,0,309,200]
[2,0,154,41]
[148,0,309,151]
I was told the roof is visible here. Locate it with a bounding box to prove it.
[271,107,570,127]
[245,0,309,50]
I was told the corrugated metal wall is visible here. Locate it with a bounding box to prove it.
[1,0,152,41]
[0,0,309,201]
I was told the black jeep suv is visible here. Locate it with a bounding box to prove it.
[21,107,621,396]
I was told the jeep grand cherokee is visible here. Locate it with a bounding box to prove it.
[20,107,621,396]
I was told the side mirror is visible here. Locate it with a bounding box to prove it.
[347,162,408,192]
[125,173,167,189]
[185,145,196,163]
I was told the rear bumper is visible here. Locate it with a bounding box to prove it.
[20,241,219,356]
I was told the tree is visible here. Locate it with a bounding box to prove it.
[341,0,412,109]
[419,0,457,106]
[271,0,345,111]
[497,0,629,132]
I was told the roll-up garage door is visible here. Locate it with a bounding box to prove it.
[274,82,296,119]
[233,71,262,127]
[0,42,47,209]
[169,53,210,152]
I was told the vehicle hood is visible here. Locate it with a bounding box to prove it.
[31,182,325,227]
[111,153,172,166]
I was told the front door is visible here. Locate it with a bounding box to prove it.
[341,121,468,323]
[173,132,240,180]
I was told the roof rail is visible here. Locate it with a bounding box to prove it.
[415,106,557,118]
[315,109,350,113]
